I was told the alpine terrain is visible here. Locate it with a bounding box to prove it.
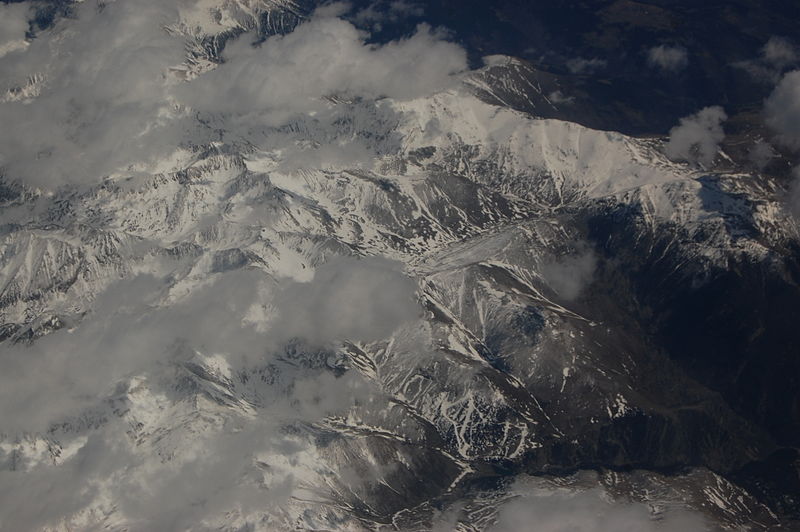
[0,0,799,530]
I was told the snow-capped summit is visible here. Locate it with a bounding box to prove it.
[1,1,798,530]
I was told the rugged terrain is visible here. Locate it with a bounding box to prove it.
[1,1,799,530]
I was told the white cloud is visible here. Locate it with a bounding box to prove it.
[0,0,467,190]
[487,486,709,532]
[748,139,776,170]
[0,0,196,189]
[788,166,800,219]
[765,70,800,150]
[0,414,313,530]
[547,90,575,105]
[0,271,260,434]
[539,245,596,301]
[274,135,379,173]
[180,13,466,122]
[0,268,284,529]
[0,252,417,435]
[665,106,727,166]
[0,2,30,58]
[735,37,799,84]
[764,36,799,69]
[270,255,420,345]
[566,57,607,75]
[353,0,424,31]
[0,253,409,528]
[647,45,689,72]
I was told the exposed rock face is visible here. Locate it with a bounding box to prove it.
[1,1,799,530]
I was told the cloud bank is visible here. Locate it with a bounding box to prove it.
[180,13,466,121]
[0,0,193,188]
[0,254,417,435]
[0,2,30,58]
[0,10,433,526]
[0,0,467,189]
[665,106,727,166]
[0,253,417,528]
[271,256,420,345]
[487,486,708,532]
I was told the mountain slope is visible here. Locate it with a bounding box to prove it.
[1,3,799,530]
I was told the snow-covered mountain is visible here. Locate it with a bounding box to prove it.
[1,1,799,530]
